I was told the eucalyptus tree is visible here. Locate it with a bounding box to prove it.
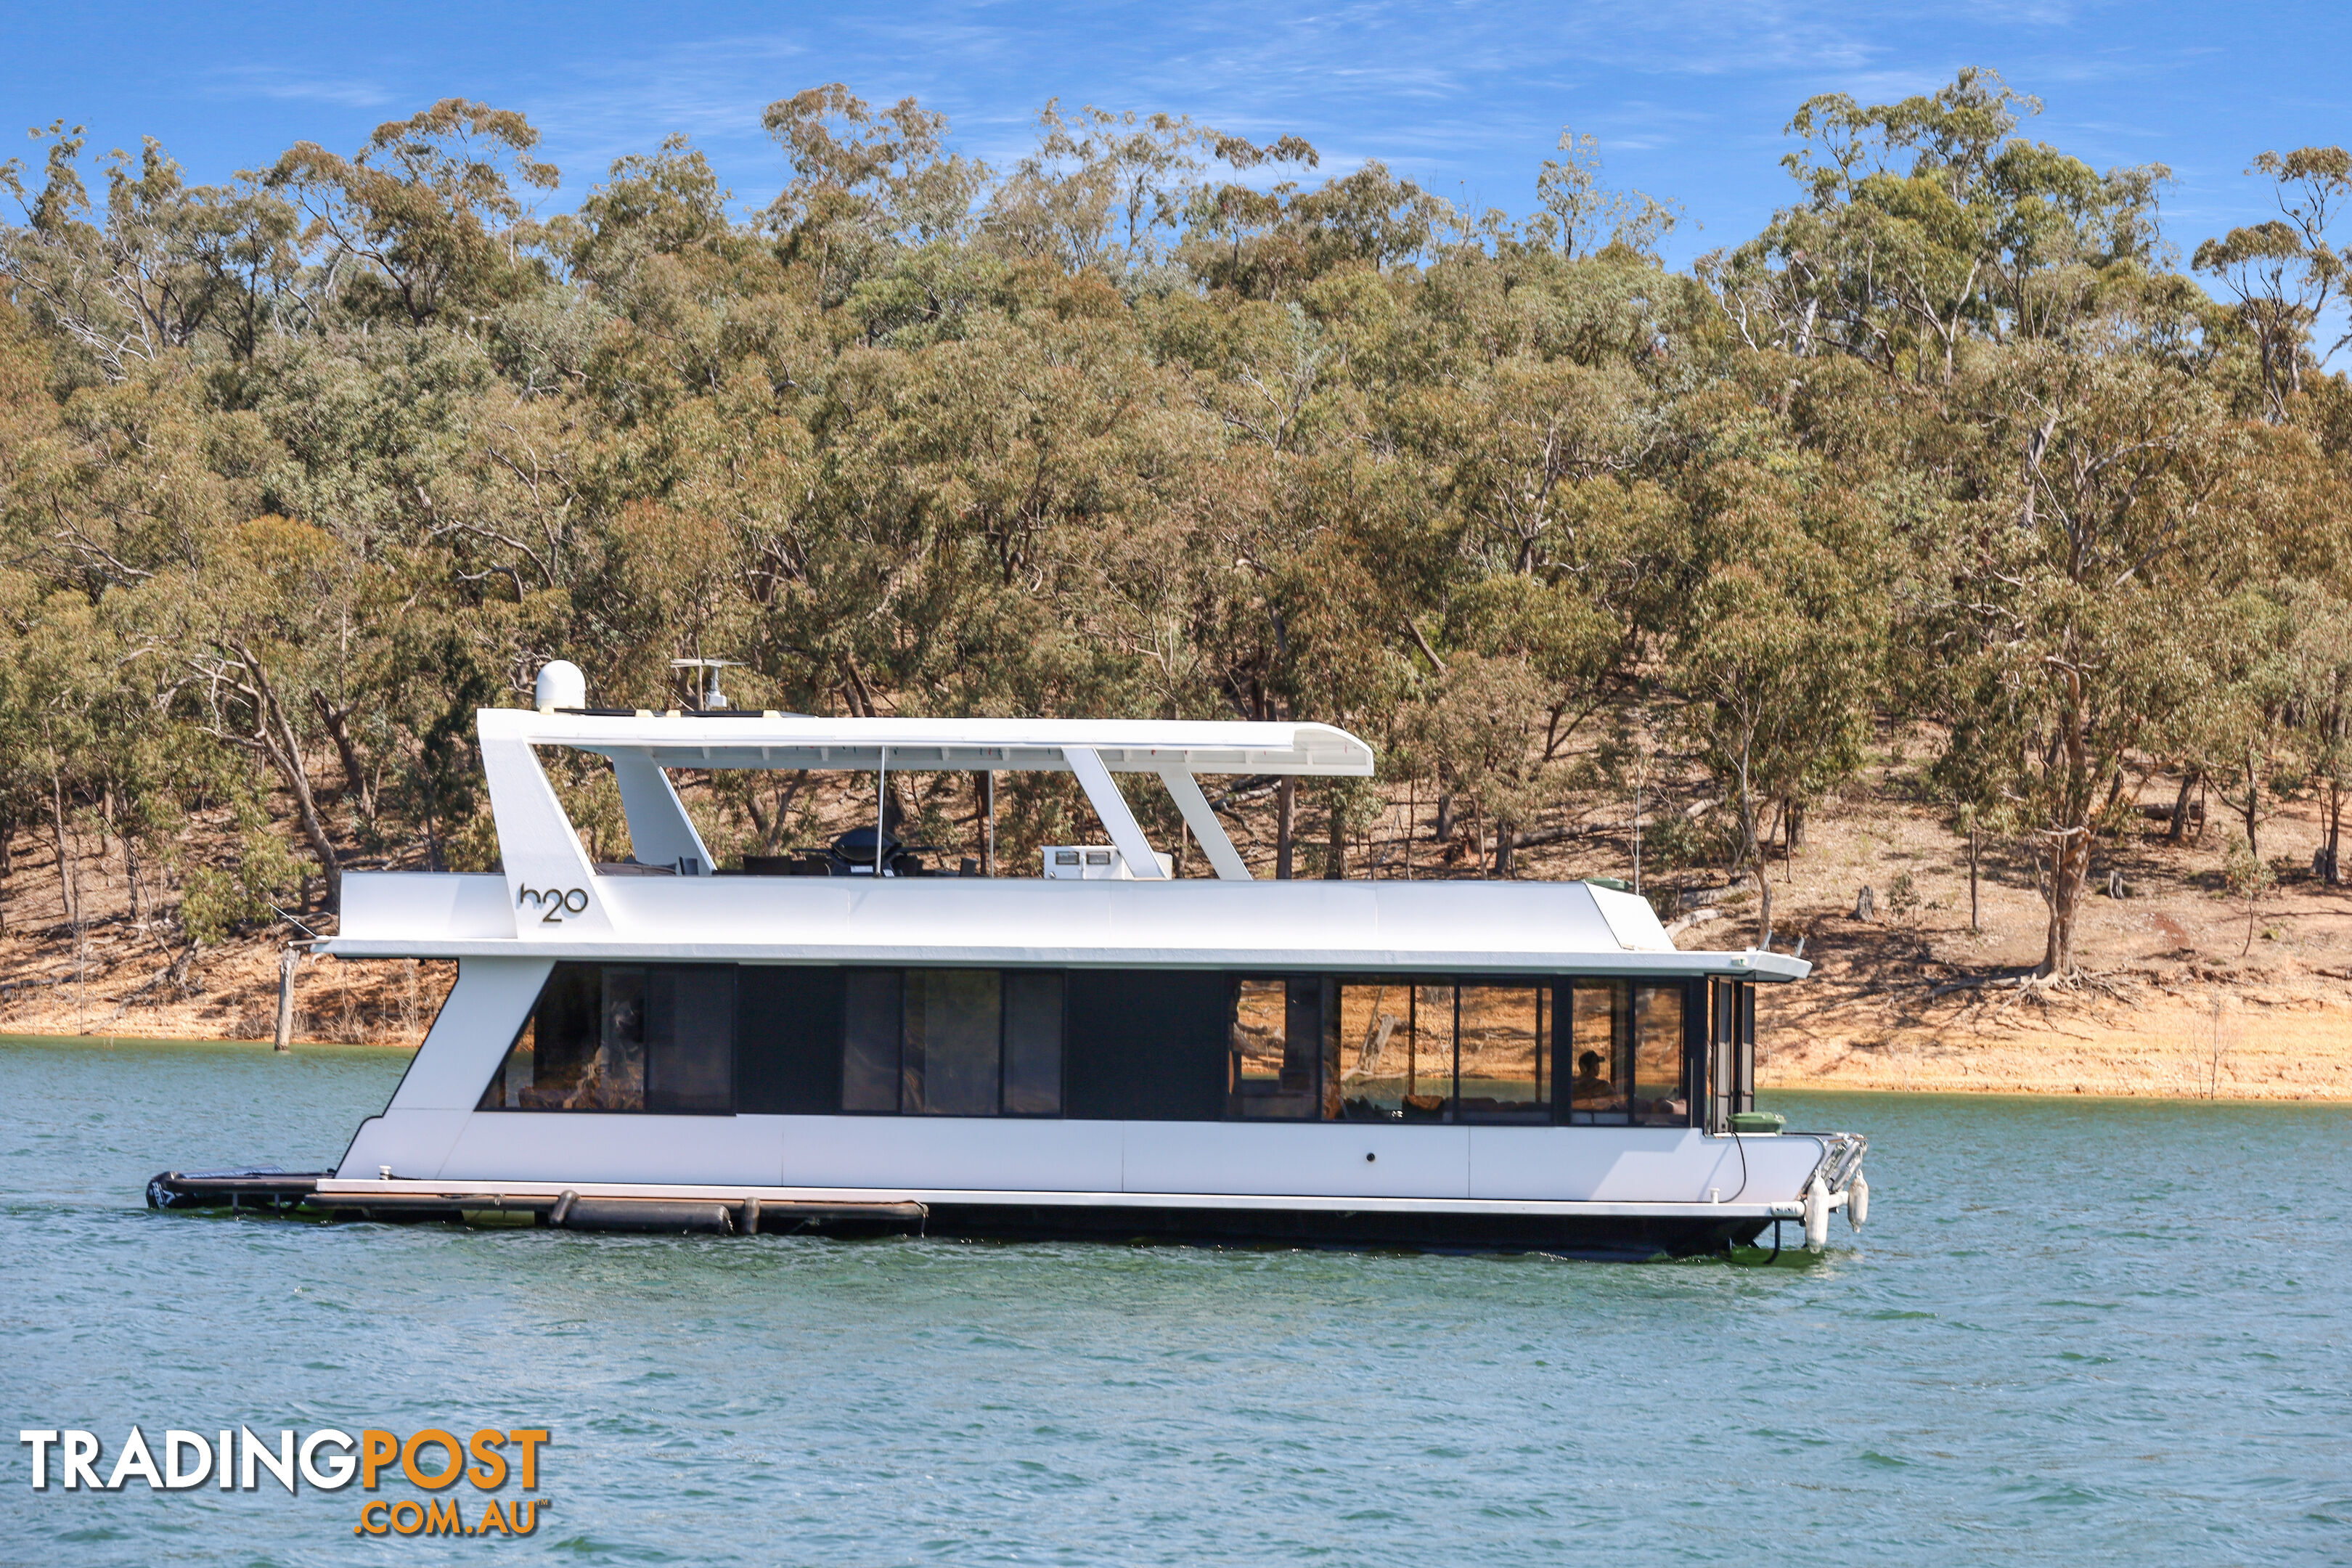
[2284,581,2352,882]
[1923,337,2245,978]
[984,102,1222,276]
[2192,147,2352,422]
[268,99,559,330]
[1527,127,1681,261]
[0,125,301,377]
[761,84,994,311]
[1728,68,2166,378]
[1664,377,1885,942]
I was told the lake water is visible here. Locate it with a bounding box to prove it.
[1,1035,2346,1566]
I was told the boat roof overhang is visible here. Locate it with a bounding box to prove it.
[479,709,1376,776]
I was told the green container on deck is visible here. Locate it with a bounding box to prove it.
[1730,1111,1786,1135]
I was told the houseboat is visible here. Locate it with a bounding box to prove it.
[150,664,1867,1257]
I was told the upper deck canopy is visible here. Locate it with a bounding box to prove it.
[483,709,1376,777]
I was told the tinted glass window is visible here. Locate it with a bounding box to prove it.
[647,967,735,1114]
[1456,985,1547,1124]
[905,969,1002,1116]
[842,969,902,1112]
[1633,984,1688,1125]
[1736,981,1756,1114]
[1567,979,1630,1124]
[479,963,732,1114]
[737,966,844,1115]
[1003,971,1065,1115]
[1336,981,1453,1122]
[1708,980,1737,1133]
[1336,981,1405,1115]
[1226,979,1323,1119]
[841,968,1066,1116]
[1064,970,1228,1121]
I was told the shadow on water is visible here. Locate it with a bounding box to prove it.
[3,1039,2347,1567]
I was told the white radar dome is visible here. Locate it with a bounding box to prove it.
[535,660,587,711]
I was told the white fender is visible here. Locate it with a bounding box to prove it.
[1802,1176,1829,1251]
[1848,1174,1869,1231]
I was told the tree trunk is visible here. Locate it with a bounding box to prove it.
[1327,793,1347,879]
[1491,820,1512,878]
[1433,789,1455,846]
[2239,746,2261,863]
[274,947,300,1051]
[2039,829,2091,978]
[1786,799,1807,849]
[49,772,78,928]
[1404,780,1416,881]
[1967,825,1980,934]
[2326,783,2343,886]
[2165,769,2200,844]
[235,644,341,914]
[313,693,377,825]
[2035,660,2104,980]
[1275,777,1296,880]
[1754,862,1774,950]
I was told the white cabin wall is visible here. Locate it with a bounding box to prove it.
[436,1113,787,1185]
[335,957,552,1181]
[338,1110,474,1181]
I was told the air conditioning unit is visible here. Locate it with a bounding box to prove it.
[1042,845,1175,881]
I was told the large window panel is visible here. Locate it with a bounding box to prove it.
[1064,970,1228,1121]
[736,966,844,1115]
[647,966,735,1114]
[1456,985,1547,1124]
[479,963,734,1115]
[841,968,1069,1118]
[905,969,1003,1116]
[1003,971,1065,1116]
[1566,979,1630,1124]
[1336,981,1453,1122]
[1228,979,1319,1119]
[1708,979,1738,1134]
[1736,981,1757,1115]
[1632,984,1689,1126]
[1337,981,1403,1117]
[842,969,903,1112]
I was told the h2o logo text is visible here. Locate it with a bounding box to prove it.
[516,886,589,923]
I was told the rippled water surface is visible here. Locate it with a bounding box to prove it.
[1,1034,2347,1566]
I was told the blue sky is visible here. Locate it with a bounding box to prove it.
[3,2,2343,269]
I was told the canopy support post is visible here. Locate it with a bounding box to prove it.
[1158,768,1251,881]
[1063,747,1167,878]
[610,752,713,874]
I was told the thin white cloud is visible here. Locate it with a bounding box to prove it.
[205,68,396,110]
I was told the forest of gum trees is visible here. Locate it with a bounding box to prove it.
[1,68,2348,987]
